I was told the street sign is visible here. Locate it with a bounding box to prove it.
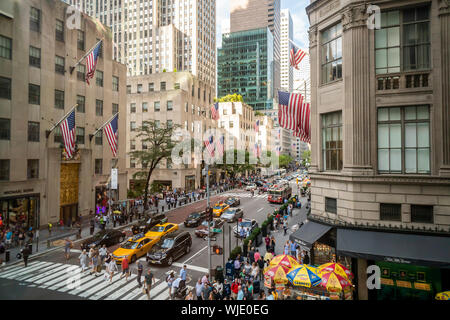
[111,168,118,189]
[211,228,222,233]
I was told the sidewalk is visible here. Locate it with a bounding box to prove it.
[0,187,236,267]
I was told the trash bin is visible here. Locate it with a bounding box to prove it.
[215,266,224,283]
[5,250,10,262]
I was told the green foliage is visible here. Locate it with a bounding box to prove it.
[128,120,180,208]
[302,150,311,167]
[163,69,167,72]
[150,181,164,194]
[229,246,242,260]
[254,111,264,116]
[279,154,294,168]
[216,93,244,103]
[173,68,177,72]
[215,149,258,177]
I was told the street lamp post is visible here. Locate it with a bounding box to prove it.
[206,164,211,276]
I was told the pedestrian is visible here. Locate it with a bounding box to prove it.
[233,255,241,278]
[185,289,194,300]
[231,279,239,299]
[99,244,108,267]
[248,247,255,264]
[107,258,118,283]
[290,240,296,257]
[284,241,290,255]
[90,251,99,276]
[64,238,73,261]
[283,220,288,235]
[47,223,52,236]
[89,218,95,235]
[144,269,156,300]
[304,251,310,264]
[257,256,265,280]
[270,236,276,254]
[237,285,244,300]
[195,278,204,300]
[254,249,261,263]
[120,257,130,281]
[250,262,259,280]
[264,236,271,252]
[21,245,31,267]
[79,249,88,272]
[223,279,231,299]
[166,271,175,299]
[137,260,144,288]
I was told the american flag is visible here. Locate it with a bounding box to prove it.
[104,114,119,157]
[60,110,76,158]
[254,120,260,133]
[211,102,220,120]
[293,102,311,144]
[204,135,215,158]
[217,135,224,157]
[278,90,304,131]
[85,40,102,85]
[275,146,281,156]
[253,143,261,158]
[290,44,306,70]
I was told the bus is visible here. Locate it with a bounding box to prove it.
[268,185,292,204]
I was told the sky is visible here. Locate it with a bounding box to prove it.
[216,0,310,49]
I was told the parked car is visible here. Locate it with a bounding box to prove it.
[184,211,207,227]
[195,218,224,238]
[233,219,258,238]
[81,229,127,251]
[131,213,168,235]
[245,184,257,191]
[146,231,192,266]
[220,208,244,223]
[225,197,240,207]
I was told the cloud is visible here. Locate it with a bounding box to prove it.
[216,0,230,48]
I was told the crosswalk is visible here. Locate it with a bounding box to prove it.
[0,260,192,300]
[221,192,268,199]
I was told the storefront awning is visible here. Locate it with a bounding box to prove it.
[289,221,332,249]
[337,228,450,268]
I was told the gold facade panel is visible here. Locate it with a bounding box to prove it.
[60,163,80,206]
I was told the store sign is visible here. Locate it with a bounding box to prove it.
[111,169,118,190]
[396,280,412,289]
[414,282,431,291]
[3,188,34,196]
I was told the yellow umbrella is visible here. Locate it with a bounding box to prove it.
[435,291,450,300]
[264,265,290,287]
[319,271,352,292]
[269,254,300,270]
[318,262,353,280]
[287,265,322,288]
[264,251,274,263]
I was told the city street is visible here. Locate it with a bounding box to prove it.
[0,181,308,300]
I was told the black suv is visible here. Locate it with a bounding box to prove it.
[131,213,167,235]
[146,231,192,266]
[184,210,207,227]
[80,229,126,251]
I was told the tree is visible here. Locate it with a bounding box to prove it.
[215,149,257,178]
[279,154,293,168]
[128,120,179,209]
[301,150,311,167]
[215,93,244,103]
[254,111,264,116]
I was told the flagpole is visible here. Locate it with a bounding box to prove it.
[45,104,78,138]
[289,39,309,55]
[70,38,103,74]
[89,112,119,141]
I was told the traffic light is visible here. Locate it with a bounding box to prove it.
[213,245,223,255]
[206,206,213,221]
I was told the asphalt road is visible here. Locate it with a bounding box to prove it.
[0,179,303,300]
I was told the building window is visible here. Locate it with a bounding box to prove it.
[375,6,430,74]
[130,121,136,131]
[96,70,103,87]
[325,197,337,214]
[55,19,64,42]
[192,85,194,97]
[167,100,173,111]
[411,205,433,224]
[154,101,160,112]
[95,100,103,116]
[77,64,85,81]
[174,83,180,90]
[130,158,136,168]
[30,7,41,32]
[377,106,430,174]
[167,120,173,128]
[322,111,343,171]
[160,82,166,91]
[77,95,85,113]
[112,103,119,114]
[0,118,10,140]
[130,139,136,150]
[142,102,148,112]
[0,35,12,59]
[28,84,40,105]
[55,90,64,109]
[54,127,63,144]
[0,160,9,181]
[223,109,228,115]
[28,121,40,142]
[229,121,234,128]
[112,76,119,91]
[27,159,39,179]
[95,159,103,174]
[137,84,143,93]
[149,83,154,91]
[321,23,342,84]
[127,85,131,94]
[380,203,401,221]
[198,87,200,99]
[0,77,11,100]
[76,127,85,145]
[155,120,160,128]
[95,130,103,145]
[130,103,136,113]
[77,30,85,50]
[55,55,65,74]
[29,46,41,68]
[185,103,188,113]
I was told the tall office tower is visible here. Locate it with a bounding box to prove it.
[280,9,293,91]
[65,0,216,86]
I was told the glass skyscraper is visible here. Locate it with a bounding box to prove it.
[217,28,274,111]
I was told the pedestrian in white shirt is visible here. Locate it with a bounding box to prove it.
[79,249,88,272]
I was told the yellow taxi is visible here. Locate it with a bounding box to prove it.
[112,233,156,264]
[145,222,179,240]
[212,202,230,217]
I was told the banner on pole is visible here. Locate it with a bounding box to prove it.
[111,168,118,190]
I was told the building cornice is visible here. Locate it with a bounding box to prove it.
[309,172,450,185]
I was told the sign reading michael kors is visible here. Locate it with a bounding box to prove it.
[2,188,35,196]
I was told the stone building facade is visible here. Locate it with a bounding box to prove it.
[0,0,127,228]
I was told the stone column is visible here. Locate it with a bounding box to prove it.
[308,25,319,173]
[342,5,374,175]
[439,0,450,175]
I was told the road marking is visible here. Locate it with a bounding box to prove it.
[103,277,142,300]
[1,262,53,280]
[181,245,207,265]
[257,208,264,212]
[59,271,107,294]
[138,280,167,300]
[172,262,208,274]
[88,274,137,300]
[78,272,123,298]
[40,269,90,289]
[0,260,47,277]
[0,260,41,272]
[4,262,61,282]
[24,263,68,283]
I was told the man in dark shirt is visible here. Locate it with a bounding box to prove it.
[144,269,156,300]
